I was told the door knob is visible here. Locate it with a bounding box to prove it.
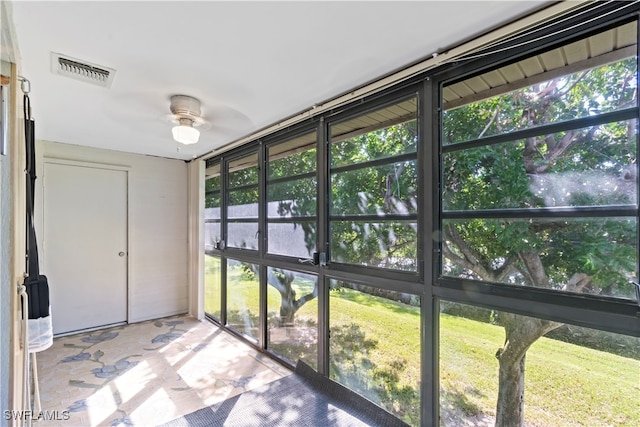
[118,252,126,257]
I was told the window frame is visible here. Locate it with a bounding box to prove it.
[263,125,320,262]
[325,89,423,281]
[431,14,640,337]
[200,5,640,427]
[224,148,261,253]
[204,160,223,256]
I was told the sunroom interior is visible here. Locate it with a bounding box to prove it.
[1,1,639,426]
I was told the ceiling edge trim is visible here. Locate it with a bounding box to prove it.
[196,0,592,163]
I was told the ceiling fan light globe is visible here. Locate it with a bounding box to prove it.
[172,125,200,144]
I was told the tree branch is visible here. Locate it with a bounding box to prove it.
[495,256,519,282]
[383,162,407,211]
[478,106,500,139]
[526,125,597,174]
[534,79,559,100]
[517,250,550,288]
[294,283,318,311]
[266,268,287,294]
[443,224,497,281]
[553,71,588,100]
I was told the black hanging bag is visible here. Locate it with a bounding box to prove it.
[23,93,50,320]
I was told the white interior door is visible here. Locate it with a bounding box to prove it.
[43,162,128,335]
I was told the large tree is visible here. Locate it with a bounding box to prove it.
[442,56,637,425]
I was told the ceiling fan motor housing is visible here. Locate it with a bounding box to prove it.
[170,95,202,124]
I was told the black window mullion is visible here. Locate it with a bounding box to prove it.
[220,157,228,327]
[435,279,640,337]
[329,214,418,222]
[422,75,438,427]
[266,216,316,223]
[443,107,638,153]
[267,170,316,185]
[221,157,229,250]
[317,117,330,376]
[258,142,267,349]
[636,14,640,311]
[443,205,638,219]
[324,266,422,293]
[330,151,417,174]
[227,182,259,193]
[258,142,266,258]
[225,217,259,223]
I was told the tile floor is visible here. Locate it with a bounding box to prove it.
[33,316,291,426]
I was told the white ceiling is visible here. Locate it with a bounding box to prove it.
[8,1,550,161]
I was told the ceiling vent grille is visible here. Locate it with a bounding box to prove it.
[51,53,116,88]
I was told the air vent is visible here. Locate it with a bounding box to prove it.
[51,53,116,88]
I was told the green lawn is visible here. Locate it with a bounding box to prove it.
[441,313,639,426]
[205,258,640,426]
[203,256,222,318]
[329,285,421,425]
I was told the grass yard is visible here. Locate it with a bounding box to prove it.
[329,283,421,425]
[441,312,640,426]
[204,257,640,426]
[203,256,222,318]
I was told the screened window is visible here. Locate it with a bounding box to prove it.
[204,162,222,253]
[227,153,260,250]
[329,280,421,425]
[266,267,318,368]
[440,301,640,426]
[204,163,223,320]
[226,258,259,340]
[266,131,317,258]
[441,22,639,300]
[199,10,640,427]
[204,256,222,320]
[329,97,419,271]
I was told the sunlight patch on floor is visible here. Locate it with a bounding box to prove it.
[112,360,152,405]
[86,384,118,426]
[35,315,290,426]
[128,387,175,426]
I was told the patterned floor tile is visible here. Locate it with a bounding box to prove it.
[33,316,290,426]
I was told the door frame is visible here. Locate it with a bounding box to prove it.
[38,157,132,330]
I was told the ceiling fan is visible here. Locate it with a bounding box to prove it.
[101,91,251,152]
[168,94,207,145]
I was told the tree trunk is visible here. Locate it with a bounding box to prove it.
[495,352,526,426]
[279,289,296,326]
[494,312,561,427]
[265,268,318,327]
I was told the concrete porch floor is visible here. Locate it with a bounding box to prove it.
[33,316,290,426]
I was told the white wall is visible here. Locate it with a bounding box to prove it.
[187,160,204,320]
[36,140,189,323]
